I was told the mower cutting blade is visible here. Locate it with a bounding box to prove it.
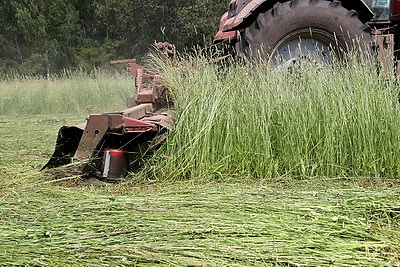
[42,42,175,180]
[42,110,173,179]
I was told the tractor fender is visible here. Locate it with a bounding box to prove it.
[221,0,374,33]
[215,12,238,42]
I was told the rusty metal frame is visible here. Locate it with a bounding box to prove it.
[43,43,176,178]
[372,29,395,76]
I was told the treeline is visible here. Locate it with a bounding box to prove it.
[0,0,227,76]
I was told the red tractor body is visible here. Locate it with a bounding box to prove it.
[216,0,400,72]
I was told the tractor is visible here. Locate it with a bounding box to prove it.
[215,0,400,72]
[44,0,400,181]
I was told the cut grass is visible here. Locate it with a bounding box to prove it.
[1,182,400,266]
[0,115,400,266]
[2,54,400,265]
[0,114,85,194]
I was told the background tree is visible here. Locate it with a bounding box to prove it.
[0,0,228,76]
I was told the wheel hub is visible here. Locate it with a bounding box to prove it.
[271,29,338,68]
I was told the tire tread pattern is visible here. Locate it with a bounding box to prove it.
[238,0,373,60]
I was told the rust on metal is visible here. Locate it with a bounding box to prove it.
[136,90,155,103]
[142,112,174,129]
[214,12,237,42]
[122,103,154,119]
[122,117,158,133]
[73,114,120,160]
[156,42,176,65]
[43,43,176,180]
[372,29,395,76]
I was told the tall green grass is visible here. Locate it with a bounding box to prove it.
[0,71,134,115]
[150,55,400,180]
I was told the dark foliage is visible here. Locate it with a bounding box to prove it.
[0,0,227,76]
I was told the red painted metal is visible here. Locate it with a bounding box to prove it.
[136,91,155,103]
[392,0,400,20]
[122,116,157,133]
[73,114,119,160]
[111,59,159,106]
[109,149,124,156]
[214,12,238,42]
[43,43,176,179]
[222,17,236,33]
[142,113,172,128]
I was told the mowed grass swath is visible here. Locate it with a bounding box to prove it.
[151,55,400,180]
[1,114,399,266]
[0,71,134,115]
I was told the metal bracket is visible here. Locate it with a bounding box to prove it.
[372,30,395,76]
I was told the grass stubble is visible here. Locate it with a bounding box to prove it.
[0,54,399,265]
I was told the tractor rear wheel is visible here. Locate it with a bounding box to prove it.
[237,0,373,66]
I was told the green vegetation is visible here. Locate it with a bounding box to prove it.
[0,56,400,265]
[0,0,227,76]
[0,115,399,265]
[150,56,400,180]
[0,72,133,115]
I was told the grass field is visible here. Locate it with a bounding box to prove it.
[1,114,400,265]
[153,56,400,180]
[0,71,133,115]
[1,57,400,265]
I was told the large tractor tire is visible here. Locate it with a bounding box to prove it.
[237,0,373,65]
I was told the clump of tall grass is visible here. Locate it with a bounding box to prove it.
[0,70,134,115]
[149,54,400,180]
